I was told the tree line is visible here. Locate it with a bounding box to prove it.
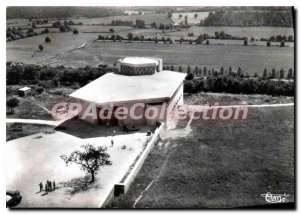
[184,75,294,96]
[6,63,116,88]
[201,9,293,27]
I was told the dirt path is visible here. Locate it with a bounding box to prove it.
[35,39,95,66]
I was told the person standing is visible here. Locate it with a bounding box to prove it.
[53,181,56,191]
[45,182,48,194]
[49,181,52,191]
[39,182,43,192]
[111,139,114,147]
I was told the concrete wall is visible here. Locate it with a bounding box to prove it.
[113,123,164,197]
[121,103,146,125]
[166,83,184,129]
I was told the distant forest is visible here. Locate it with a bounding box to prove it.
[6,7,125,19]
[201,9,294,27]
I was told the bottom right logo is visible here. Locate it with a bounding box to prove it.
[261,192,290,203]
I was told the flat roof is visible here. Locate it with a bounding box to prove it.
[70,71,186,105]
[120,57,158,65]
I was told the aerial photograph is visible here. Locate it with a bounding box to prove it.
[5,5,295,209]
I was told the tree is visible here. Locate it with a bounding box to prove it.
[45,37,51,43]
[237,67,242,77]
[243,39,248,46]
[38,44,44,51]
[7,97,19,113]
[266,41,271,47]
[271,68,276,78]
[194,13,198,18]
[150,22,157,28]
[187,65,191,74]
[263,68,268,79]
[61,144,112,182]
[59,25,66,32]
[288,35,293,42]
[280,68,285,79]
[135,20,146,28]
[215,31,219,39]
[109,28,114,33]
[179,65,182,72]
[73,29,79,34]
[185,73,194,80]
[280,40,285,47]
[43,28,49,34]
[127,32,133,41]
[159,23,165,30]
[184,81,195,95]
[287,68,293,79]
[184,15,188,25]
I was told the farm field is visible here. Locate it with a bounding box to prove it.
[164,26,294,39]
[206,39,294,47]
[120,106,294,208]
[69,14,172,25]
[172,12,210,24]
[75,25,134,33]
[6,32,97,64]
[43,40,294,75]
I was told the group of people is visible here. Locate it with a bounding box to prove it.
[39,180,56,193]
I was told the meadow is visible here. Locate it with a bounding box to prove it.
[119,106,294,208]
[171,12,210,24]
[69,14,172,25]
[43,40,294,76]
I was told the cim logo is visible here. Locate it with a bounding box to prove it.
[261,192,289,203]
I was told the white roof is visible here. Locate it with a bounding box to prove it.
[19,86,31,91]
[70,71,186,105]
[119,57,158,66]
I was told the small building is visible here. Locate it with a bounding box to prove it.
[70,57,186,129]
[18,86,31,97]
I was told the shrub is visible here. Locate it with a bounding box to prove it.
[73,29,79,34]
[38,44,44,51]
[45,37,51,43]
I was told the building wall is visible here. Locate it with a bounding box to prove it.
[118,65,156,75]
[120,103,146,125]
[78,100,97,124]
[166,83,184,129]
[145,104,166,126]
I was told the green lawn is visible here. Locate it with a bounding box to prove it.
[119,106,294,208]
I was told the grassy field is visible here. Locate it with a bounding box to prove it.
[6,123,55,141]
[43,40,294,75]
[184,92,294,105]
[69,14,172,25]
[172,12,210,25]
[6,32,97,64]
[119,106,294,208]
[167,26,294,39]
[75,25,134,33]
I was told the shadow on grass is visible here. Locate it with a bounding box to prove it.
[60,176,101,196]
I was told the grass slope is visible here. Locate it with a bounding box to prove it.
[122,106,294,208]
